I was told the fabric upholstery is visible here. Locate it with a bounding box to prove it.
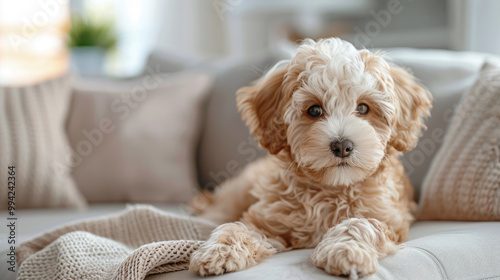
[196,54,288,190]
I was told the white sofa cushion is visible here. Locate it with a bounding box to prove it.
[153,221,500,280]
[3,204,498,280]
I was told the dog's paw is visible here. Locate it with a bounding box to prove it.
[311,240,378,279]
[189,242,246,276]
[189,222,276,276]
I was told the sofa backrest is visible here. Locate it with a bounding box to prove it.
[68,47,498,202]
[195,48,498,200]
[196,52,290,190]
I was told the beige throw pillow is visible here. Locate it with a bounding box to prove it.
[0,77,87,209]
[418,62,500,220]
[67,71,212,203]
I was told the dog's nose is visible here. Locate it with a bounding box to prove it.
[330,139,354,158]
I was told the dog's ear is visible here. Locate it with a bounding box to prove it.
[236,64,292,155]
[388,64,433,152]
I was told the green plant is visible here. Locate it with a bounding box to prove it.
[68,13,117,50]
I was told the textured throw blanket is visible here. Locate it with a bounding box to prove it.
[16,205,217,280]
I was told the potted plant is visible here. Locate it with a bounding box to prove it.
[68,13,117,77]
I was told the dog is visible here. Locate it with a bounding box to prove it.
[189,38,432,278]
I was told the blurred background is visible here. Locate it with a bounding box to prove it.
[0,0,498,85]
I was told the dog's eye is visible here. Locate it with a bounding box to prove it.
[307,105,323,118]
[357,103,369,115]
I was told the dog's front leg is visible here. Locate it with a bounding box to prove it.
[311,218,400,279]
[189,222,277,276]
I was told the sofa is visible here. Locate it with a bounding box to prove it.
[1,48,500,280]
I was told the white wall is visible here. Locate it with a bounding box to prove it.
[154,0,227,59]
[465,0,500,55]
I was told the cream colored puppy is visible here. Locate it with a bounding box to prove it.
[190,38,432,278]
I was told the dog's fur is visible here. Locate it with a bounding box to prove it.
[189,38,432,278]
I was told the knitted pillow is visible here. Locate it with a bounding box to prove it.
[418,62,500,220]
[0,77,87,209]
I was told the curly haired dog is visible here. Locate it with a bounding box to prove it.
[189,38,432,278]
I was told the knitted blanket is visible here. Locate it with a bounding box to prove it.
[15,205,217,280]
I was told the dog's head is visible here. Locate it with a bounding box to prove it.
[237,38,432,186]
